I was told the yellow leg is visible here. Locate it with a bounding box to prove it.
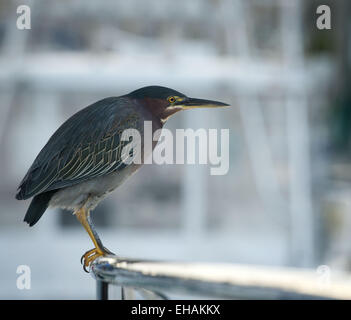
[75,207,109,272]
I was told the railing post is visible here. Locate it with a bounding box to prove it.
[96,280,109,300]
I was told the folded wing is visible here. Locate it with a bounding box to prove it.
[16,97,142,200]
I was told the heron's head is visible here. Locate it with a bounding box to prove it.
[128,85,229,123]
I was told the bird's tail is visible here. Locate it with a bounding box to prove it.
[24,190,57,227]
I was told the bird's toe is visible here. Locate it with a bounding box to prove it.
[80,246,115,272]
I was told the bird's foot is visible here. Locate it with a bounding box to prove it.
[81,247,115,273]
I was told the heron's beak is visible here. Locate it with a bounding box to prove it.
[180,97,230,109]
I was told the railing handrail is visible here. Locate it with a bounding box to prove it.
[90,256,351,300]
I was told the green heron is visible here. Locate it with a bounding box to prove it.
[16,86,229,271]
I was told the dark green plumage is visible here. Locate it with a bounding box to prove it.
[23,190,57,227]
[129,86,186,100]
[16,96,144,201]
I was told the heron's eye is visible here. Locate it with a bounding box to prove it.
[168,96,176,104]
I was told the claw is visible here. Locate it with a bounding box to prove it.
[81,248,101,272]
[83,263,89,273]
[82,252,99,273]
[80,248,96,265]
[80,247,115,273]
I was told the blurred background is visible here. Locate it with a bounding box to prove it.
[0,0,350,299]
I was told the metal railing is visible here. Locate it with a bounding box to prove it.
[90,255,351,300]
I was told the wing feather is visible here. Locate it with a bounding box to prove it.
[16,97,142,200]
